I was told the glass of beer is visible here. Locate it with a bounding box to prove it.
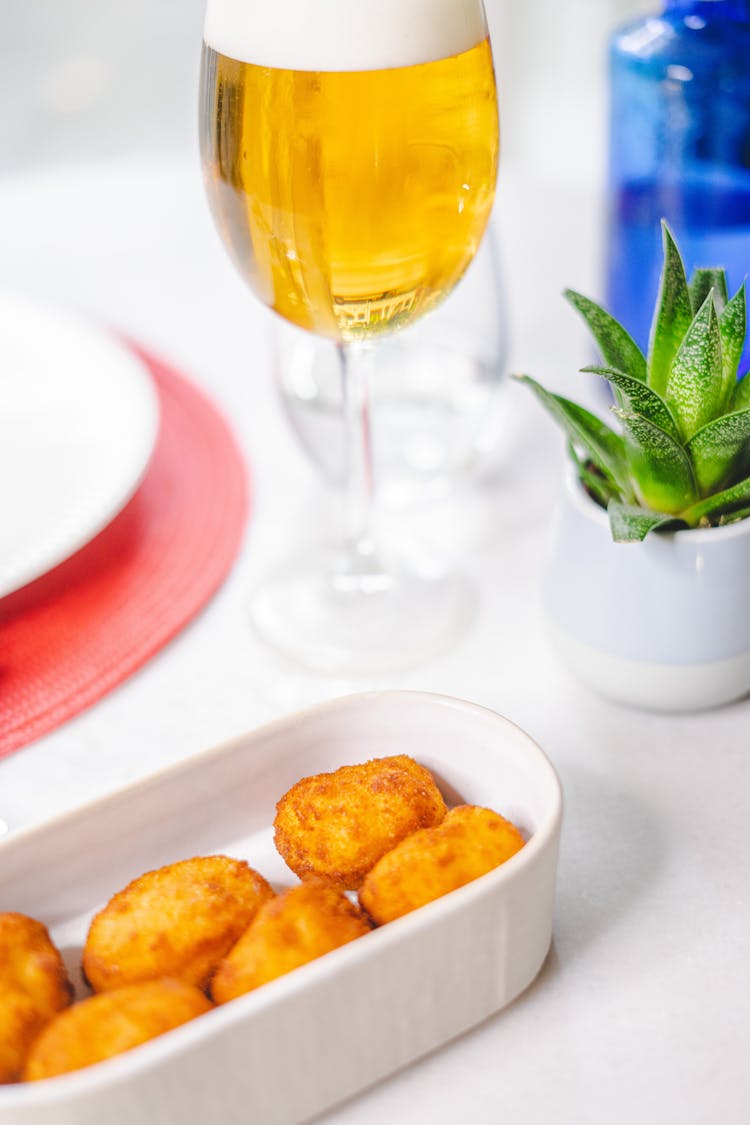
[200,0,499,673]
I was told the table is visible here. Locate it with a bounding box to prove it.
[0,157,747,1125]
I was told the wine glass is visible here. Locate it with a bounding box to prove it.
[199,0,499,673]
[273,221,509,508]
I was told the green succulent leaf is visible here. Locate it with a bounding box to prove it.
[648,222,694,396]
[663,293,723,440]
[567,441,617,508]
[719,282,746,404]
[564,289,647,382]
[514,374,630,490]
[685,407,750,495]
[614,408,698,513]
[514,375,632,497]
[717,504,750,525]
[607,500,686,543]
[582,365,681,442]
[520,221,750,540]
[731,370,750,411]
[681,473,750,526]
[689,267,728,314]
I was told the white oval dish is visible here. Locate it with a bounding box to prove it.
[0,294,160,598]
[0,691,562,1125]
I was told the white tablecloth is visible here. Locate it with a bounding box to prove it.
[0,157,747,1125]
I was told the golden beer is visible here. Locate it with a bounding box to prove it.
[200,38,499,340]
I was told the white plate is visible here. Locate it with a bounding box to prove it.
[0,294,160,598]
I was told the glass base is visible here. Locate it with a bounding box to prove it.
[250,549,474,675]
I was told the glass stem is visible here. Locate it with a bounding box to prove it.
[334,341,389,592]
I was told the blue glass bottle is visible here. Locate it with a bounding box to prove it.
[606,0,750,369]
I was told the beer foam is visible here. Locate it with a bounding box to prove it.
[204,0,488,72]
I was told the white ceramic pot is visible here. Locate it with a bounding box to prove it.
[543,471,750,712]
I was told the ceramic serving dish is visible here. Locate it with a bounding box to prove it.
[0,691,562,1125]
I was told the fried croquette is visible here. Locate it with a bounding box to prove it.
[0,913,73,1084]
[22,979,212,1081]
[211,879,371,1003]
[274,755,447,889]
[359,805,526,923]
[83,856,274,994]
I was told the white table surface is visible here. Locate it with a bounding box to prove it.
[0,156,748,1125]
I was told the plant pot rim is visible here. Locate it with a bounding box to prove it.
[564,463,750,544]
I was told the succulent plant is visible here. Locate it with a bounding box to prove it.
[517,222,750,541]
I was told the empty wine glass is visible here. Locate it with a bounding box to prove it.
[274,219,508,508]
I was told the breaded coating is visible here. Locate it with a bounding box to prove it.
[83,856,274,993]
[23,979,212,1081]
[359,805,526,924]
[274,755,447,889]
[211,879,371,1003]
[0,913,73,1084]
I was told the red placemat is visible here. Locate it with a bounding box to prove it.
[0,344,249,758]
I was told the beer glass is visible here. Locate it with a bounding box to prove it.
[200,0,499,672]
